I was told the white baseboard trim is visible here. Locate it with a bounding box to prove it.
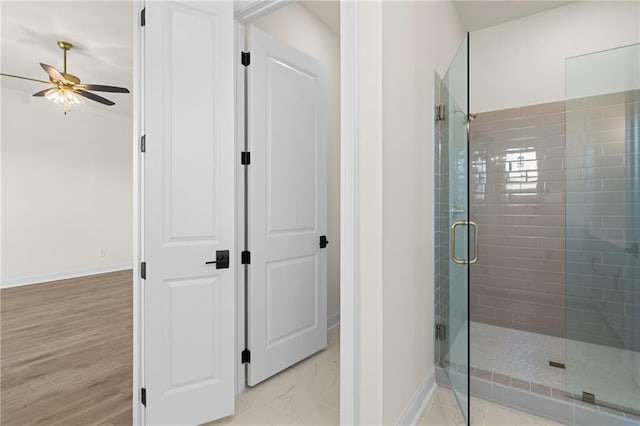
[396,366,437,425]
[327,312,341,330]
[1,264,133,289]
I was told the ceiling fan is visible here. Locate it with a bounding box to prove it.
[0,40,130,115]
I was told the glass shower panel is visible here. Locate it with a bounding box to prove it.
[437,34,470,423]
[565,43,640,413]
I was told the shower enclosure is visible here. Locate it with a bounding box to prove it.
[435,42,640,424]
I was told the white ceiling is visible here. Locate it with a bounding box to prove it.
[454,1,575,31]
[300,1,340,34]
[1,1,133,117]
[294,1,573,37]
[0,0,575,119]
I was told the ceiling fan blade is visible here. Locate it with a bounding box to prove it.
[0,73,50,84]
[81,84,130,93]
[40,63,67,84]
[32,88,52,97]
[76,89,115,106]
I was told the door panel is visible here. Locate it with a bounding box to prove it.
[144,2,235,424]
[565,43,640,414]
[166,277,219,387]
[267,58,318,234]
[247,27,328,386]
[266,256,317,346]
[438,33,470,424]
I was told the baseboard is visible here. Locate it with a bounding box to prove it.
[327,312,340,330]
[396,366,437,425]
[1,264,133,289]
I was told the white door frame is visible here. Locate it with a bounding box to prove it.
[133,1,357,424]
[133,1,143,424]
[338,2,357,423]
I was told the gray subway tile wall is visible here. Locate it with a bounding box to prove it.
[469,90,640,349]
[565,89,640,351]
[469,99,568,337]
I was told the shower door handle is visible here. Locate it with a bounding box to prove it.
[450,221,466,265]
[469,221,479,264]
[450,221,479,265]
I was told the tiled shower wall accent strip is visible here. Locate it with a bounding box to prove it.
[434,365,640,425]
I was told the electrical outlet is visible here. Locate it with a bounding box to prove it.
[98,249,106,257]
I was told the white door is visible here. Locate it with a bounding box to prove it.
[246,27,328,386]
[143,2,235,424]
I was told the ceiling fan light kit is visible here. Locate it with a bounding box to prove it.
[0,40,130,115]
[45,88,85,114]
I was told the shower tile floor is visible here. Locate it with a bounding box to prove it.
[471,322,640,414]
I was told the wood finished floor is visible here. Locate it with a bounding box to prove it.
[1,270,133,425]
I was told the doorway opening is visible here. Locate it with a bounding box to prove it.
[2,2,354,423]
[227,2,342,423]
[0,1,134,423]
[137,0,351,424]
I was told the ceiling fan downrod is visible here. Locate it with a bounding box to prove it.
[56,40,73,74]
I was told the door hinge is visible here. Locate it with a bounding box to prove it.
[241,251,251,265]
[140,262,146,279]
[319,235,329,249]
[436,323,446,340]
[141,387,146,406]
[140,7,146,27]
[241,151,250,165]
[436,104,445,122]
[140,135,146,153]
[241,51,250,66]
[242,349,251,364]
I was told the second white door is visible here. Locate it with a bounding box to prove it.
[246,27,328,386]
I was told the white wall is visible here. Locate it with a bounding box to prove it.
[382,2,464,423]
[252,3,341,321]
[471,1,640,112]
[0,1,133,287]
[1,90,133,286]
[354,1,464,423]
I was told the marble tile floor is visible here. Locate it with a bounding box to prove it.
[471,322,640,412]
[420,387,565,426]
[209,324,561,426]
[209,326,340,425]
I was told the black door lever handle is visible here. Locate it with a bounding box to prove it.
[205,250,230,269]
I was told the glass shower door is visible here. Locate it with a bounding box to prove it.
[438,34,471,423]
[565,43,640,414]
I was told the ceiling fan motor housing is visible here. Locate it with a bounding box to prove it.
[56,40,73,51]
[55,73,80,85]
